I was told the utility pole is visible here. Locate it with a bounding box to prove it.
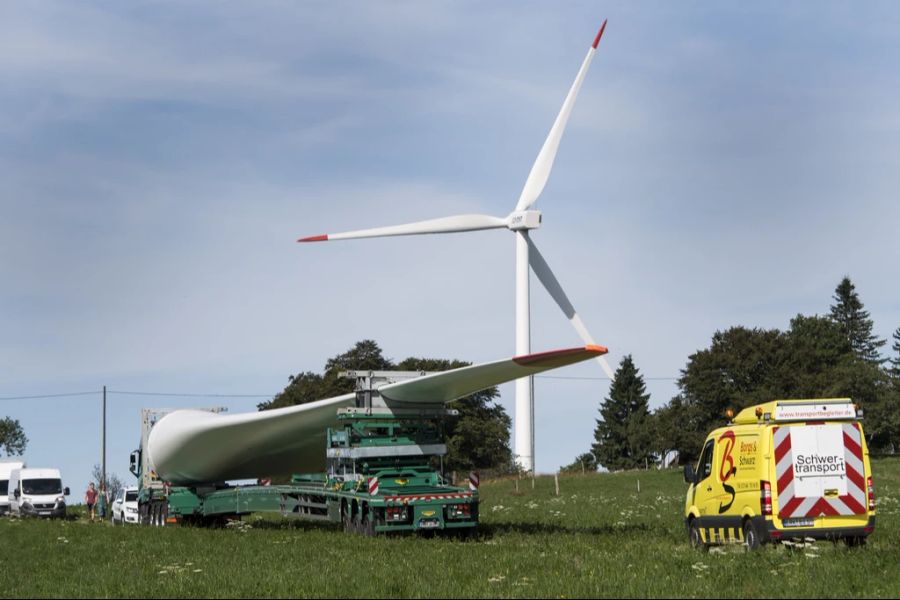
[101,385,106,498]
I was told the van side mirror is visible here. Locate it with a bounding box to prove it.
[64,487,70,496]
[13,489,20,498]
[683,464,696,485]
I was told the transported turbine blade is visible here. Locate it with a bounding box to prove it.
[378,345,608,404]
[527,236,615,379]
[298,214,507,242]
[514,20,607,212]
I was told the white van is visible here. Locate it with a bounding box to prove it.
[0,459,26,515]
[8,468,69,518]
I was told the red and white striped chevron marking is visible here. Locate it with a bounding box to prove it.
[368,477,379,496]
[774,423,867,518]
[383,492,473,504]
[469,471,480,491]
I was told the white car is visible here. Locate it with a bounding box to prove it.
[111,486,139,524]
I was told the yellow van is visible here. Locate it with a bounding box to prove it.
[683,398,875,549]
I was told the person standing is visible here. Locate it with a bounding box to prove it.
[85,482,98,522]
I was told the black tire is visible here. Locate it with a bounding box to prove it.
[844,535,867,548]
[689,520,708,552]
[341,503,353,534]
[361,507,375,537]
[744,519,761,550]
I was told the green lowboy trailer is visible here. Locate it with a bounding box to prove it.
[130,371,479,534]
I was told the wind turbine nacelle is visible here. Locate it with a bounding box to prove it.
[507,210,542,231]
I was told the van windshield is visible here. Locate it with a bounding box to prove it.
[125,490,138,502]
[22,479,62,495]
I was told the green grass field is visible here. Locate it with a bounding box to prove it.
[3,458,899,598]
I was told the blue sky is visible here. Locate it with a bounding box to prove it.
[2,1,898,490]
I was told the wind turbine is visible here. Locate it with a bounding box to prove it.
[299,21,613,472]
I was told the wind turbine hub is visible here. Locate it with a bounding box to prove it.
[507,210,542,231]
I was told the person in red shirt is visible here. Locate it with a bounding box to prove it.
[84,482,98,522]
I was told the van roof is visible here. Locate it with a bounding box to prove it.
[733,398,857,424]
[14,468,62,478]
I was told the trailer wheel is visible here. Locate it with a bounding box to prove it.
[341,501,353,534]
[844,536,867,548]
[360,505,375,537]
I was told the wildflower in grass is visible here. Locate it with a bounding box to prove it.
[488,575,506,583]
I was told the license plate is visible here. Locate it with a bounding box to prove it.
[783,517,814,527]
[38,511,51,516]
[419,518,440,529]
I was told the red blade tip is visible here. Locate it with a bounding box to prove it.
[592,19,607,49]
[298,234,328,242]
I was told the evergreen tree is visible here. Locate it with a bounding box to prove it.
[592,355,653,470]
[891,327,900,380]
[830,276,886,364]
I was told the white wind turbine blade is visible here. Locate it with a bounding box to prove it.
[514,20,607,212]
[298,214,507,242]
[527,236,615,379]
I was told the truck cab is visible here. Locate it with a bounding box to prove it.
[684,398,875,549]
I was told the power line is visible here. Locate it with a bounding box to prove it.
[0,389,273,402]
[0,391,99,401]
[1,377,682,402]
[107,390,273,399]
[535,375,679,381]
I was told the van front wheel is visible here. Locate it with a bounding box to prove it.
[689,520,707,552]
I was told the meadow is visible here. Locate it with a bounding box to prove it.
[2,458,898,598]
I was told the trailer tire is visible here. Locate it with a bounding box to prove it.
[341,501,353,534]
[361,505,375,537]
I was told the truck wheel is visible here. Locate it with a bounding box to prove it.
[743,520,761,550]
[689,520,708,552]
[844,536,867,548]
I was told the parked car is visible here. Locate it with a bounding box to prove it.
[111,486,139,524]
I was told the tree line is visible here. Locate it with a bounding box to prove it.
[566,276,900,472]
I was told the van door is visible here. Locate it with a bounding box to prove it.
[693,439,715,514]
[9,475,19,514]
[774,423,868,522]
[700,430,739,517]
